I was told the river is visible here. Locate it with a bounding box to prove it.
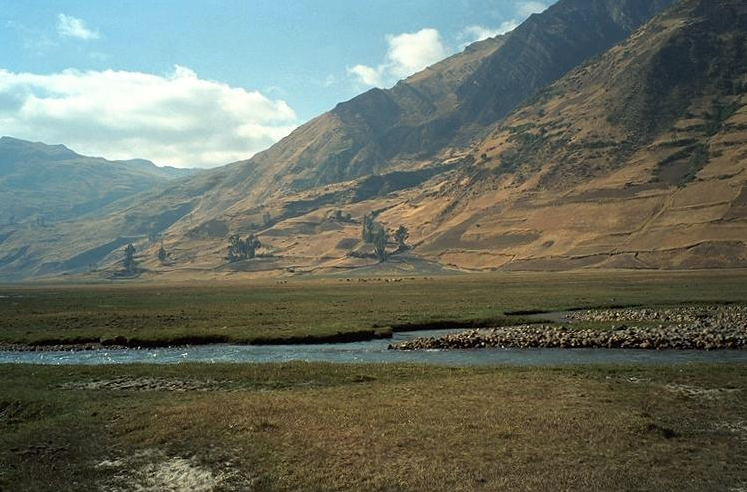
[2,328,747,366]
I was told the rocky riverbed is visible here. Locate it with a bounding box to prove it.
[390,305,747,351]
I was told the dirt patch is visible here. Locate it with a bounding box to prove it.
[714,421,747,441]
[187,219,229,239]
[60,377,237,392]
[95,449,255,492]
[664,383,741,400]
[335,237,359,250]
[561,183,667,203]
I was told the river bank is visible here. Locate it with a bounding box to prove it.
[0,328,393,352]
[391,305,747,351]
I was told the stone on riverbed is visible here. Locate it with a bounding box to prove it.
[389,305,747,351]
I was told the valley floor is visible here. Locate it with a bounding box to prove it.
[1,270,747,349]
[1,271,747,490]
[2,362,747,491]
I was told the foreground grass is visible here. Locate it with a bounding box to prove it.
[1,270,746,347]
[1,362,747,491]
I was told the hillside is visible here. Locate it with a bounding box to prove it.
[378,0,747,271]
[0,137,195,224]
[215,0,746,275]
[202,0,675,207]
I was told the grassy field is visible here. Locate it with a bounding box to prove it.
[2,271,747,490]
[1,362,746,491]
[1,270,746,347]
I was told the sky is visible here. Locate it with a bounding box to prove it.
[0,0,552,168]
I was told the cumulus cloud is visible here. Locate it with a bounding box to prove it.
[516,1,549,18]
[347,65,383,87]
[348,2,553,89]
[460,21,519,47]
[458,2,549,49]
[385,29,449,79]
[0,66,298,168]
[347,28,448,88]
[57,14,99,40]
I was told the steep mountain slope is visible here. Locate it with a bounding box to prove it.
[0,0,695,280]
[205,0,674,207]
[155,0,743,276]
[0,137,195,224]
[382,0,747,270]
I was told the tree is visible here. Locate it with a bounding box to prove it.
[227,234,262,262]
[123,243,136,274]
[362,213,375,242]
[245,234,261,259]
[372,225,388,261]
[361,213,389,261]
[158,244,168,263]
[227,235,243,262]
[394,225,410,252]
[262,212,272,227]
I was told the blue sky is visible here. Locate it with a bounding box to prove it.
[1,0,551,167]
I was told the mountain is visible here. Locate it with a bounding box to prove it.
[5,0,741,280]
[0,136,196,224]
[400,0,747,271]
[185,0,675,208]
[355,0,746,272]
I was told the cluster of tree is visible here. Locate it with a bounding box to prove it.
[330,210,353,222]
[227,234,261,262]
[123,243,137,275]
[361,213,410,261]
[394,225,409,252]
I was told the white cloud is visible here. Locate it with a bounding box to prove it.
[57,14,99,40]
[348,28,448,88]
[0,66,298,168]
[457,2,549,50]
[460,21,519,47]
[385,29,448,79]
[516,1,549,18]
[347,65,383,87]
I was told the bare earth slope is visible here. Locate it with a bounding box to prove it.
[220,0,745,276]
[398,0,747,271]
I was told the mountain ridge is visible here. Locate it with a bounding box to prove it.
[0,136,198,228]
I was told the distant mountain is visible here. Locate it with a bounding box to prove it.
[0,136,196,224]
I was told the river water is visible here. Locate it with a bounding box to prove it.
[2,329,747,366]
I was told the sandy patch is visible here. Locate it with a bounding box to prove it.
[97,449,258,491]
[664,383,741,400]
[714,421,747,441]
[98,450,216,492]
